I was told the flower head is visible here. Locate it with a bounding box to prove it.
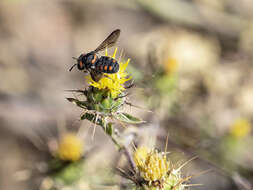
[134,147,170,182]
[131,146,193,190]
[230,118,251,138]
[57,133,84,162]
[164,57,178,75]
[86,48,131,98]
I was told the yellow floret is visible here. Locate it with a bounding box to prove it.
[134,147,170,182]
[134,146,150,168]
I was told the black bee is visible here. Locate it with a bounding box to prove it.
[69,29,121,82]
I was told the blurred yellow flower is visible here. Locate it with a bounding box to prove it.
[230,118,251,138]
[164,57,178,75]
[134,147,170,183]
[86,48,131,98]
[58,133,84,161]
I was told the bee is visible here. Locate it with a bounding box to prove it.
[69,29,121,82]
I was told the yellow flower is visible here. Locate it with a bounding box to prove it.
[230,118,251,138]
[134,147,170,182]
[164,57,178,75]
[58,133,84,161]
[131,146,192,189]
[86,48,131,98]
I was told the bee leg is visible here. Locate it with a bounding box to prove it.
[90,70,103,82]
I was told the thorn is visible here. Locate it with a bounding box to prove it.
[190,169,213,179]
[125,80,135,89]
[164,132,169,153]
[64,89,86,92]
[112,47,118,58]
[114,93,129,100]
[123,146,136,172]
[183,183,204,187]
[118,119,127,128]
[92,114,99,140]
[116,167,137,183]
[171,175,192,190]
[125,101,153,113]
[131,141,137,151]
[176,156,198,172]
[119,48,124,63]
[162,151,171,156]
[172,169,212,190]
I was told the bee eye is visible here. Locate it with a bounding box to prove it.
[77,60,85,70]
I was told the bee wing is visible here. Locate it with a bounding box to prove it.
[93,29,120,53]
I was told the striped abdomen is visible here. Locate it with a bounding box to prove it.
[95,56,119,73]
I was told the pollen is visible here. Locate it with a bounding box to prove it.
[57,133,84,162]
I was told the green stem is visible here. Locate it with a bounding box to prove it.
[82,112,135,170]
[110,135,122,149]
[101,117,122,149]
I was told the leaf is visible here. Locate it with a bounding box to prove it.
[66,98,87,109]
[115,113,145,124]
[105,123,114,136]
[80,113,104,127]
[81,112,95,121]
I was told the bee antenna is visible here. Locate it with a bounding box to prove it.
[72,57,78,60]
[69,64,77,72]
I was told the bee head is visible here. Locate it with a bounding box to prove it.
[77,53,86,70]
[69,53,86,71]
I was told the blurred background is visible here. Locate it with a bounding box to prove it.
[0,0,253,189]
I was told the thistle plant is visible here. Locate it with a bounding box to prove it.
[133,147,191,190]
[217,118,252,172]
[67,48,144,148]
[43,132,86,189]
[24,128,89,190]
[116,142,197,190]
[65,46,198,190]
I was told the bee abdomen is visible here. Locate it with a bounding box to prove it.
[95,56,119,74]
